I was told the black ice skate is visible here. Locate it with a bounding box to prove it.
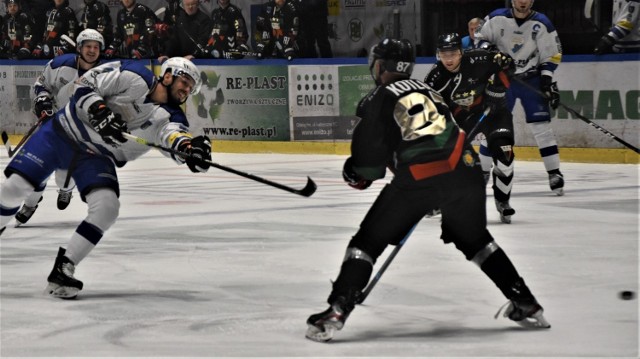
[15,196,43,227]
[45,247,83,299]
[494,199,515,224]
[548,171,564,196]
[56,189,73,210]
[306,295,356,342]
[495,278,550,329]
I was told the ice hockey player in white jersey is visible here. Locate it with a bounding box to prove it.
[0,57,211,299]
[14,29,105,228]
[594,0,640,54]
[475,0,565,195]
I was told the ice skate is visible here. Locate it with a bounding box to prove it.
[45,247,83,299]
[56,189,73,210]
[306,296,355,342]
[14,196,43,227]
[548,172,564,196]
[494,199,515,224]
[495,279,550,329]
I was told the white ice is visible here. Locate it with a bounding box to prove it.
[0,150,638,358]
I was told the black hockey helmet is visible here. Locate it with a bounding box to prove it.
[5,0,19,5]
[436,33,462,52]
[368,38,415,77]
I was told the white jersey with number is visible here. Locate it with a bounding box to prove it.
[474,8,562,78]
[33,54,91,108]
[609,0,640,52]
[56,60,193,167]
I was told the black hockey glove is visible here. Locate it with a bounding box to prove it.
[17,47,31,60]
[594,34,615,55]
[484,82,508,114]
[88,101,128,145]
[33,95,55,119]
[342,157,372,190]
[493,52,515,76]
[178,136,212,173]
[540,75,560,110]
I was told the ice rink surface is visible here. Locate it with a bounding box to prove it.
[0,150,638,358]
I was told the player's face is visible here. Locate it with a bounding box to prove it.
[54,0,66,7]
[7,3,19,15]
[512,0,533,16]
[438,49,462,72]
[120,0,136,8]
[468,22,480,40]
[169,74,196,104]
[79,41,101,63]
[218,0,230,8]
[183,0,199,15]
[274,0,285,8]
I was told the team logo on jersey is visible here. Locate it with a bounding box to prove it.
[532,24,541,40]
[462,150,475,167]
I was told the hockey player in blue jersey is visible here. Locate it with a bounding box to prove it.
[14,29,104,227]
[0,57,211,299]
[475,0,565,195]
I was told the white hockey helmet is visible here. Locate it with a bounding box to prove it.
[160,57,202,95]
[76,29,105,50]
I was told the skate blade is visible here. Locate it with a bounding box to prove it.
[44,283,79,299]
[552,188,564,196]
[15,222,23,227]
[305,324,336,342]
[514,310,551,329]
[499,215,512,224]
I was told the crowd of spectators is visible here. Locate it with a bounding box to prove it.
[0,0,333,61]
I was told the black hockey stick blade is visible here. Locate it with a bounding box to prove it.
[512,76,639,154]
[122,133,318,197]
[1,131,14,156]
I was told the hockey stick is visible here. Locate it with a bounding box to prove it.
[225,50,261,58]
[121,132,317,197]
[1,114,47,157]
[61,34,76,47]
[466,107,491,140]
[512,76,639,153]
[356,225,417,305]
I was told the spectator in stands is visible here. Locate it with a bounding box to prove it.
[594,0,640,54]
[1,0,36,59]
[159,0,212,61]
[79,0,113,48]
[105,0,161,59]
[19,0,50,46]
[297,0,332,58]
[205,0,249,59]
[462,17,483,51]
[255,0,300,60]
[32,0,78,59]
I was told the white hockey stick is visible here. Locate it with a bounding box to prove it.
[61,34,76,47]
[584,0,595,19]
[155,7,166,18]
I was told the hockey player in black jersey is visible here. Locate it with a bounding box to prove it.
[79,0,114,48]
[255,0,299,60]
[424,33,517,224]
[205,0,249,59]
[1,0,36,59]
[32,0,78,59]
[305,38,550,342]
[105,0,161,59]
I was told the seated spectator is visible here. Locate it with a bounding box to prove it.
[1,0,36,59]
[205,0,249,59]
[105,0,162,59]
[79,0,114,48]
[462,17,483,51]
[159,0,212,61]
[255,0,300,60]
[32,0,78,59]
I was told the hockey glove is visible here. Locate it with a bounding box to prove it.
[342,157,372,190]
[493,52,515,76]
[178,136,212,173]
[33,95,55,119]
[594,34,615,55]
[540,75,560,110]
[88,102,128,145]
[104,47,117,59]
[32,46,43,58]
[284,47,295,61]
[484,82,507,114]
[256,43,266,59]
[17,47,31,60]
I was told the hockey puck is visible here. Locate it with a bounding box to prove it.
[619,291,636,300]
